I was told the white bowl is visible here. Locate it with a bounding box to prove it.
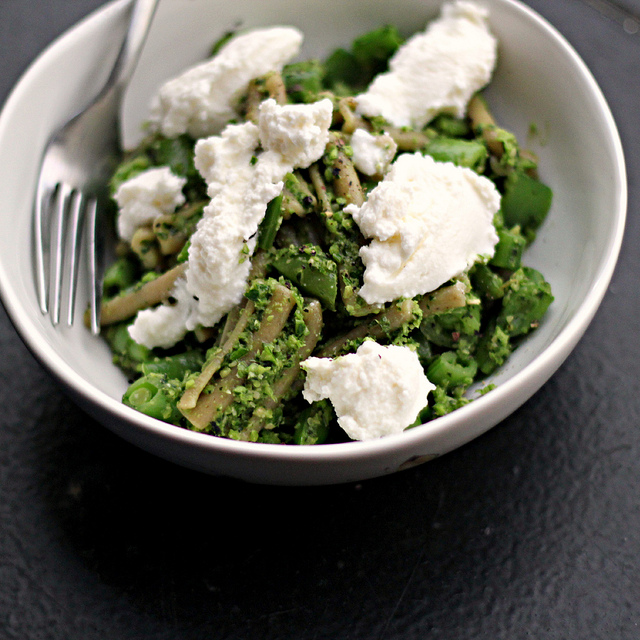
[0,0,626,485]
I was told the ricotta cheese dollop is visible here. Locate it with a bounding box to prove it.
[149,26,303,138]
[346,153,500,305]
[129,98,333,349]
[301,341,435,441]
[114,166,186,243]
[350,128,398,177]
[355,0,497,129]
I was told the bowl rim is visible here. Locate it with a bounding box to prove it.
[0,0,627,467]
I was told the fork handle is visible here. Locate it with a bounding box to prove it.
[105,0,160,94]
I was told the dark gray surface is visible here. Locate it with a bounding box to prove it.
[1,1,639,638]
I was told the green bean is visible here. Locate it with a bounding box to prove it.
[283,60,325,104]
[497,267,553,337]
[104,322,151,374]
[271,245,337,311]
[490,225,527,271]
[123,373,183,424]
[430,113,471,138]
[470,263,505,301]
[475,322,512,375]
[351,24,404,77]
[292,399,334,445]
[141,350,205,381]
[427,351,478,390]
[425,137,487,171]
[102,256,139,298]
[257,194,284,250]
[323,24,403,94]
[475,267,553,375]
[501,170,553,240]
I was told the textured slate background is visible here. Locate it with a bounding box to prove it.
[1,1,639,638]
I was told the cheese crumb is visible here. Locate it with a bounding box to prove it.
[128,278,193,349]
[346,153,500,305]
[149,27,303,138]
[350,129,397,177]
[302,341,434,441]
[114,167,186,242]
[355,1,497,129]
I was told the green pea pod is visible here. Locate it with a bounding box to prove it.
[501,170,553,238]
[271,245,338,311]
[476,322,512,375]
[105,322,151,374]
[293,400,334,445]
[419,303,482,350]
[490,225,527,271]
[141,350,205,380]
[430,114,471,138]
[257,194,284,251]
[427,351,477,391]
[352,25,404,76]
[497,267,554,337]
[102,256,139,298]
[470,263,505,301]
[283,60,325,103]
[123,373,183,424]
[425,137,488,171]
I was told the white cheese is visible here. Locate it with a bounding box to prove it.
[128,277,194,349]
[346,152,500,305]
[129,99,333,348]
[355,0,497,129]
[258,98,335,168]
[114,166,186,242]
[149,27,303,138]
[301,340,434,441]
[350,128,397,177]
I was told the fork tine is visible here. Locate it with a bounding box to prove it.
[34,182,52,315]
[86,196,103,335]
[51,182,72,326]
[65,189,85,326]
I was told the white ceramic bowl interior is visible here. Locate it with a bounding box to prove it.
[0,0,626,485]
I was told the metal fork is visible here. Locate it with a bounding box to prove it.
[34,0,159,334]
